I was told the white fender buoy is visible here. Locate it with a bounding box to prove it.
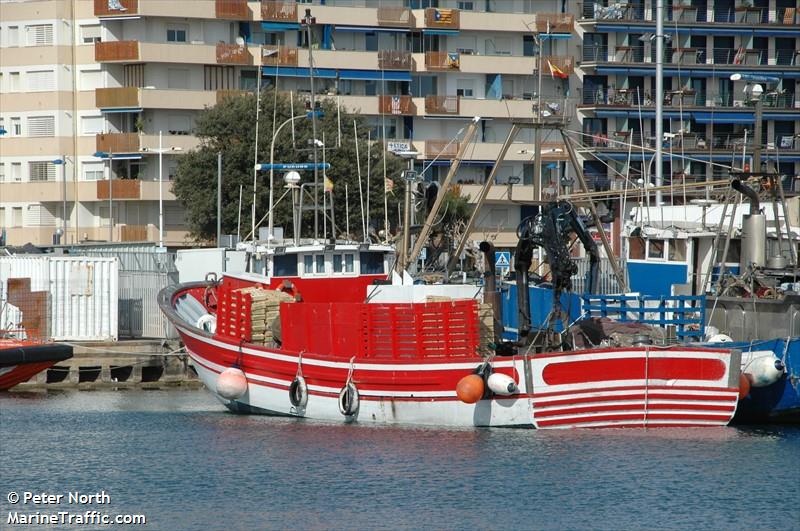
[196,314,217,334]
[745,355,785,388]
[338,382,359,417]
[216,367,248,400]
[289,375,308,408]
[487,373,519,396]
[707,333,733,343]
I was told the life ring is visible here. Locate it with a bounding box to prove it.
[338,382,360,417]
[196,314,217,334]
[289,375,308,408]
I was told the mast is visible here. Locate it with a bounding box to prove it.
[655,0,664,204]
[303,8,320,240]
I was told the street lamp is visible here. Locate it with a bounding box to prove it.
[93,150,114,242]
[52,157,68,240]
[142,131,182,249]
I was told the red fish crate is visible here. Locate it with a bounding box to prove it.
[214,283,252,342]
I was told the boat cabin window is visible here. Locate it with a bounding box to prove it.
[332,253,355,274]
[725,241,740,263]
[303,255,313,274]
[333,254,342,273]
[668,239,686,262]
[647,239,665,260]
[629,236,646,260]
[273,254,298,277]
[316,254,325,274]
[360,252,384,274]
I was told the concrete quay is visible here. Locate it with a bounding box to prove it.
[13,340,203,391]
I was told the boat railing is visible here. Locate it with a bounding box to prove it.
[582,294,706,341]
[571,257,628,295]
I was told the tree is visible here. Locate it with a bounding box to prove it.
[173,89,407,242]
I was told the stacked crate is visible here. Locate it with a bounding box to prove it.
[425,296,495,355]
[236,287,294,346]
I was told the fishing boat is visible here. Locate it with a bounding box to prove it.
[0,338,73,390]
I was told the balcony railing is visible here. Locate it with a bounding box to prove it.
[262,45,298,66]
[216,0,250,19]
[776,50,798,66]
[217,43,253,65]
[582,45,607,62]
[96,133,140,154]
[216,90,249,105]
[262,1,297,22]
[673,5,707,23]
[581,1,644,21]
[378,50,412,70]
[425,96,459,115]
[426,140,459,159]
[378,95,415,116]
[533,13,574,33]
[711,48,762,65]
[97,179,141,200]
[95,41,139,62]
[377,6,412,27]
[95,87,139,109]
[542,55,575,75]
[424,7,460,30]
[94,0,137,17]
[425,51,460,70]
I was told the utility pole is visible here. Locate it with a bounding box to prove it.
[217,152,222,246]
[655,0,664,204]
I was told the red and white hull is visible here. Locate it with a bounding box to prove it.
[169,315,740,429]
[0,340,73,390]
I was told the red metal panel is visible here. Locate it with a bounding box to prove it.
[541,357,727,385]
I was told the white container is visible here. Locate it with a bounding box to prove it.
[0,255,118,341]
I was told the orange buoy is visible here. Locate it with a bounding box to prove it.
[738,373,751,400]
[456,374,485,404]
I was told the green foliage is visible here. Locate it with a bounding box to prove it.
[173,89,406,241]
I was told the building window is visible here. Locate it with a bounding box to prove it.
[25,24,54,46]
[11,117,22,136]
[27,116,55,137]
[167,114,191,135]
[83,162,105,181]
[167,68,190,89]
[12,207,23,227]
[0,163,5,182]
[27,70,56,91]
[458,1,475,9]
[29,161,56,181]
[0,207,5,227]
[80,24,101,44]
[81,115,104,135]
[8,26,19,47]
[167,25,188,43]
[11,163,22,182]
[9,72,20,91]
[79,69,103,91]
[456,79,474,98]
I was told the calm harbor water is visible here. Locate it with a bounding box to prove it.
[1,389,798,530]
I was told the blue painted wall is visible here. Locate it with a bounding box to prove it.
[627,261,688,296]
[500,284,583,341]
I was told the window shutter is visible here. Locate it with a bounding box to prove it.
[29,161,56,181]
[27,70,56,91]
[81,115,104,135]
[27,116,55,137]
[25,204,56,227]
[26,24,54,46]
[80,69,102,90]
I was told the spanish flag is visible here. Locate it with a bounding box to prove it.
[548,60,569,80]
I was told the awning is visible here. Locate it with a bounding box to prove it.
[693,111,755,124]
[765,155,800,162]
[595,109,688,120]
[95,154,143,161]
[595,65,800,80]
[338,69,411,81]
[334,25,409,33]
[260,66,338,78]
[261,22,300,31]
[99,107,143,114]
[540,33,572,40]
[422,29,459,35]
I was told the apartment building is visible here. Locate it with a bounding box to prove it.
[576,0,800,198]
[1,0,577,249]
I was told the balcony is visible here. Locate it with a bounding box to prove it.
[425,140,459,159]
[533,13,574,33]
[216,43,253,65]
[378,95,415,116]
[378,50,412,70]
[262,0,297,22]
[216,0,250,19]
[96,133,140,155]
[262,45,298,66]
[97,179,142,200]
[542,55,574,76]
[425,51,460,71]
[95,41,139,62]
[216,90,249,105]
[777,7,798,24]
[94,0,137,17]
[95,87,140,109]
[581,1,644,21]
[425,96,459,115]
[424,7,460,30]
[377,6,412,27]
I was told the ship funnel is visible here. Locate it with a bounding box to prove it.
[731,180,766,270]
